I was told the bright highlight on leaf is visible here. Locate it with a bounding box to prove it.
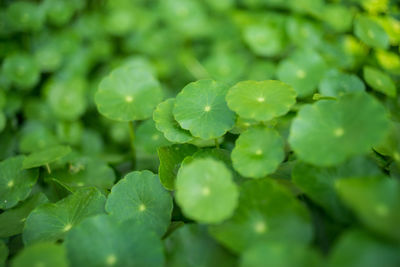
[175,158,239,224]
[226,80,296,122]
[289,92,390,166]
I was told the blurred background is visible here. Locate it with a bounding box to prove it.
[0,0,399,174]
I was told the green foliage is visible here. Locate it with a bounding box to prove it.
[173,79,236,139]
[1,0,399,265]
[176,158,239,223]
[65,215,164,267]
[105,170,173,236]
[23,187,106,244]
[289,92,389,166]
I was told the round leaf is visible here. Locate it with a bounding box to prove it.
[240,241,322,267]
[158,144,198,190]
[0,156,38,209]
[335,176,400,241]
[65,215,164,267]
[209,178,312,252]
[231,126,285,178]
[289,92,390,166]
[329,230,400,267]
[354,16,389,49]
[153,98,193,143]
[0,193,48,238]
[11,242,68,267]
[2,53,40,89]
[319,69,365,97]
[22,145,71,169]
[23,187,106,244]
[277,49,327,97]
[105,170,173,236]
[226,80,296,122]
[173,79,236,139]
[363,66,396,98]
[165,224,236,267]
[175,158,239,224]
[95,66,163,121]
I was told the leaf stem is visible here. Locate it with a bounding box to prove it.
[128,121,136,168]
[45,163,51,174]
[312,93,337,101]
[214,138,220,149]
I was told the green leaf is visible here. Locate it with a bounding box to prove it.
[2,53,40,89]
[175,158,239,223]
[165,224,237,267]
[243,22,286,57]
[45,77,87,120]
[23,187,106,244]
[277,49,327,97]
[373,122,400,163]
[6,1,44,32]
[226,80,296,122]
[95,66,163,121]
[11,242,68,267]
[209,178,312,253]
[0,240,8,267]
[363,66,396,98]
[319,69,365,97]
[231,126,285,178]
[105,170,173,236]
[65,214,164,267]
[158,144,198,190]
[354,16,389,49]
[0,156,39,209]
[153,98,193,143]
[289,92,390,166]
[134,119,170,155]
[50,157,115,190]
[335,176,400,241]
[240,241,322,267]
[22,145,71,169]
[0,193,48,238]
[328,230,400,267]
[292,157,382,222]
[173,79,236,139]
